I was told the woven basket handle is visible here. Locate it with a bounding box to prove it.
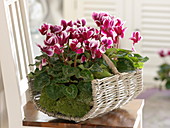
[102,54,120,75]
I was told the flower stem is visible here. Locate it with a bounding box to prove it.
[62,53,67,65]
[57,54,62,61]
[74,54,78,67]
[117,37,120,48]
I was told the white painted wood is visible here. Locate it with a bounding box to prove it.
[121,0,134,49]
[0,0,34,127]
[134,0,170,87]
[77,0,124,27]
[63,0,77,21]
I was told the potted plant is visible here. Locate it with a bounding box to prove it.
[155,50,170,89]
[28,12,149,122]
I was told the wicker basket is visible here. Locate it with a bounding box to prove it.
[29,54,143,122]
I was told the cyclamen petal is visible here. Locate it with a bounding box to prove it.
[91,49,102,59]
[46,50,54,57]
[38,64,42,70]
[115,19,123,26]
[44,35,57,46]
[158,50,166,57]
[46,33,53,40]
[114,26,122,35]
[102,38,113,49]
[39,23,50,35]
[130,31,142,44]
[76,42,81,48]
[42,59,47,66]
[84,40,90,50]
[50,25,63,34]
[92,12,98,21]
[61,20,73,30]
[86,31,94,39]
[76,48,85,54]
[167,50,170,56]
[100,45,106,53]
[81,19,86,26]
[81,55,87,63]
[91,50,96,59]
[121,28,127,38]
[53,45,63,55]
[70,40,78,51]
[37,44,54,56]
[89,40,100,49]
[61,20,67,29]
[57,31,70,47]
[107,39,113,47]
[37,44,43,51]
[103,19,110,28]
[95,49,102,58]
[67,20,73,27]
[74,19,87,27]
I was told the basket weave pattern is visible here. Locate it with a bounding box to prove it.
[29,69,143,122]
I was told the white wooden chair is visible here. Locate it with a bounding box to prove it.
[0,0,34,127]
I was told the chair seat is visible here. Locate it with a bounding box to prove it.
[23,99,144,128]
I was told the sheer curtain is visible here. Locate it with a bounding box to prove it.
[28,0,63,56]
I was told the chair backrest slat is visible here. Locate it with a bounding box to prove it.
[0,0,34,127]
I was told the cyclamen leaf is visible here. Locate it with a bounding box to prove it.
[117,48,132,53]
[33,72,50,91]
[47,66,71,84]
[116,57,135,73]
[62,65,79,77]
[93,69,112,79]
[78,64,85,70]
[134,54,149,62]
[134,62,144,69]
[70,80,78,83]
[134,53,142,58]
[154,77,159,80]
[54,78,70,84]
[84,51,91,60]
[45,84,65,100]
[67,60,73,65]
[90,63,103,72]
[165,81,170,89]
[35,54,48,60]
[77,81,92,93]
[47,68,59,77]
[63,84,78,99]
[29,64,36,66]
[80,69,94,82]
[27,72,34,79]
[52,62,63,72]
[129,57,138,62]
[67,51,77,59]
[141,56,149,62]
[106,48,117,56]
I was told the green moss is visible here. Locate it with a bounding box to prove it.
[56,97,91,117]
[39,90,59,113]
[39,86,92,117]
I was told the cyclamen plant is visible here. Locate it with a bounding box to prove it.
[28,12,148,117]
[37,12,142,70]
[155,50,170,89]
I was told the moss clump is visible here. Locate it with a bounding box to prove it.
[39,86,92,117]
[39,89,59,113]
